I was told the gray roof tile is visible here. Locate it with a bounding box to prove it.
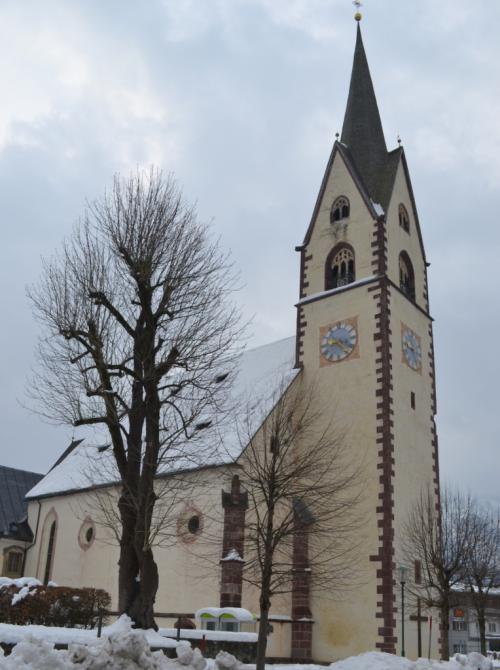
[0,466,43,540]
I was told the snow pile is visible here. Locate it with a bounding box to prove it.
[451,652,493,670]
[329,651,495,670]
[214,651,243,670]
[103,615,175,650]
[0,617,205,670]
[174,642,206,670]
[330,652,414,670]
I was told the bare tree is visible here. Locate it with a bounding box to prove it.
[237,376,364,670]
[403,486,473,660]
[28,169,242,629]
[464,503,500,655]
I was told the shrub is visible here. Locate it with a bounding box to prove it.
[0,583,111,628]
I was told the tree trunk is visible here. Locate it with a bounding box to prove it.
[440,601,450,661]
[478,610,487,656]
[117,493,140,614]
[117,485,160,630]
[256,595,271,670]
[127,547,159,630]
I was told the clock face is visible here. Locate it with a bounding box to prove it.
[402,327,422,371]
[320,322,357,363]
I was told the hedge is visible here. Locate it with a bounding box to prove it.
[0,583,111,628]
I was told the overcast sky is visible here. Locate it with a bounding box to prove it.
[0,0,498,502]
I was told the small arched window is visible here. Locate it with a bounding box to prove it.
[399,251,415,301]
[399,204,410,233]
[43,521,57,585]
[325,244,355,290]
[330,196,350,224]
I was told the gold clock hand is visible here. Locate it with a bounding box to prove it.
[332,338,350,354]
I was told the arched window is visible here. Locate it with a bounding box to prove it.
[325,244,355,290]
[43,521,56,585]
[399,251,415,300]
[399,204,410,233]
[330,196,350,224]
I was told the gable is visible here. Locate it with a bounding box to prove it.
[298,145,381,299]
[300,142,378,251]
[386,156,428,311]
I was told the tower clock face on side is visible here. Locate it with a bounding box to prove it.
[401,326,422,372]
[320,321,357,363]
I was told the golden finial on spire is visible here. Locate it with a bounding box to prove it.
[353,0,363,21]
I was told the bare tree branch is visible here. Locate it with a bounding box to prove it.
[27,168,243,629]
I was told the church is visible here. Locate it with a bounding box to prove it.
[21,18,440,662]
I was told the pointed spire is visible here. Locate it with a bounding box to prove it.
[341,24,390,205]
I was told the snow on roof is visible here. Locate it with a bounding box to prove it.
[27,336,298,500]
[296,275,378,307]
[195,607,255,622]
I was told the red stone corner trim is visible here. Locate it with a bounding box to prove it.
[369,212,397,655]
[291,507,313,661]
[369,279,396,654]
[220,475,248,608]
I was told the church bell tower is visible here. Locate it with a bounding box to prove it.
[295,18,440,660]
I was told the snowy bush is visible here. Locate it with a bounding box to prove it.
[0,580,111,628]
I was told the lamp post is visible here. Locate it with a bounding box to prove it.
[398,565,408,657]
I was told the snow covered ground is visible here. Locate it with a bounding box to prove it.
[0,615,176,650]
[0,615,499,670]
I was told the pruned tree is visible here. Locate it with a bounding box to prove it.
[28,169,242,629]
[237,376,364,670]
[402,486,473,660]
[464,503,500,655]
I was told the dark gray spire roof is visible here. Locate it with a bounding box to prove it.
[341,24,396,210]
[0,465,43,540]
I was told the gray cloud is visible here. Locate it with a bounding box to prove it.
[0,0,498,502]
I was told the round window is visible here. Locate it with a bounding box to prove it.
[177,506,203,543]
[78,518,96,550]
[188,516,200,534]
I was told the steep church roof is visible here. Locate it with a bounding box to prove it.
[340,24,401,212]
[26,336,299,500]
[300,22,407,251]
[0,466,43,540]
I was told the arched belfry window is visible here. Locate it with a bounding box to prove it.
[330,196,350,223]
[399,251,415,301]
[325,244,355,290]
[399,204,410,233]
[43,521,57,585]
